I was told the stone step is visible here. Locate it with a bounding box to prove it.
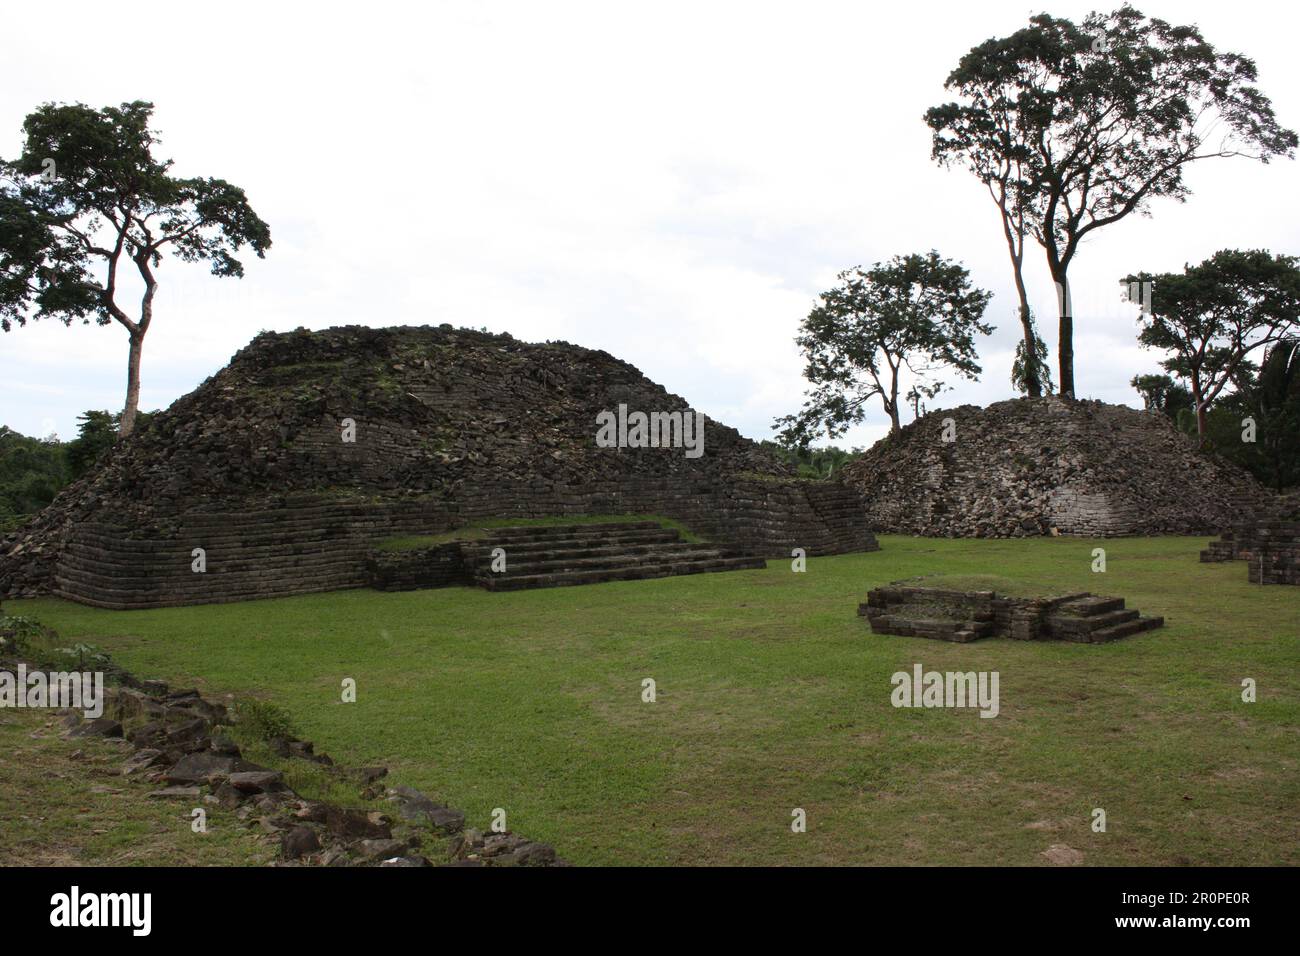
[1051,608,1140,641]
[467,538,712,567]
[480,555,767,591]
[477,521,664,540]
[466,540,703,566]
[1088,616,1165,643]
[1057,595,1126,616]
[474,546,739,578]
[462,529,682,555]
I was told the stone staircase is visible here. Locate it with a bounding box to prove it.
[461,521,767,591]
[1046,595,1164,643]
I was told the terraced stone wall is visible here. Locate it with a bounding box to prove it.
[50,477,875,608]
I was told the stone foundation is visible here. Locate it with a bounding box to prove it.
[858,585,1164,643]
[1201,521,1300,585]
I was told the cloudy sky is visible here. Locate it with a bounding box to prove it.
[2,0,1297,449]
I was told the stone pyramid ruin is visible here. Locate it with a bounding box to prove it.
[0,324,876,608]
[842,396,1269,538]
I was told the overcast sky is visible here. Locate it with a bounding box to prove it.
[2,0,1297,449]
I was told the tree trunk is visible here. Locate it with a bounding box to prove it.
[1192,378,1207,441]
[888,370,901,433]
[1006,235,1041,398]
[1053,267,1075,398]
[120,331,144,437]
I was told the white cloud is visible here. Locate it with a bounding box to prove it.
[1,0,1297,448]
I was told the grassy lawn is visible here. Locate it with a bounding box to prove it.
[8,535,1299,866]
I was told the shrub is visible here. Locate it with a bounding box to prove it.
[234,698,297,741]
[0,614,45,656]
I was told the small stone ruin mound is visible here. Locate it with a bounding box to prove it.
[858,583,1164,643]
[1202,521,1300,585]
[842,396,1269,538]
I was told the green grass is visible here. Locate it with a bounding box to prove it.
[374,513,701,550]
[9,535,1299,866]
[890,572,1066,599]
[0,709,274,866]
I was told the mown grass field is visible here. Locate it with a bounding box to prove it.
[9,535,1299,866]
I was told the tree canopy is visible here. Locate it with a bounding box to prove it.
[1128,249,1300,437]
[774,251,992,446]
[0,100,271,435]
[927,5,1296,397]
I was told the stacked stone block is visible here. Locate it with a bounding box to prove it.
[859,585,1164,643]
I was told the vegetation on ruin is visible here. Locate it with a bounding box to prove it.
[10,534,1297,866]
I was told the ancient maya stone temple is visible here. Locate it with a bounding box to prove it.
[0,325,877,608]
[842,397,1270,538]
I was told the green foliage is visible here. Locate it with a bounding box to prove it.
[0,100,271,434]
[762,441,861,479]
[1012,327,1054,397]
[1130,373,1193,420]
[0,614,46,656]
[773,251,993,446]
[48,642,110,670]
[0,425,68,529]
[1192,340,1300,490]
[233,698,297,742]
[65,408,151,480]
[1128,250,1300,435]
[927,6,1297,394]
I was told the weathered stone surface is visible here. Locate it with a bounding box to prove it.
[1203,520,1300,586]
[357,838,408,861]
[227,770,284,793]
[130,717,209,751]
[844,397,1271,538]
[210,735,241,757]
[325,807,392,840]
[281,826,321,860]
[121,748,165,776]
[386,785,465,833]
[67,717,123,738]
[164,753,238,784]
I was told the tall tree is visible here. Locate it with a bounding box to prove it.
[774,251,992,446]
[925,53,1049,396]
[0,100,271,436]
[928,5,1296,397]
[1250,339,1300,490]
[1127,250,1300,439]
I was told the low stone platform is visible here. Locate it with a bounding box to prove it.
[368,521,768,592]
[1201,521,1300,585]
[858,585,1164,643]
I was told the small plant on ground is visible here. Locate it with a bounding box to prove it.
[49,642,110,671]
[233,698,297,742]
[0,614,45,656]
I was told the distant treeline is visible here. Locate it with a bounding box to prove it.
[0,411,151,531]
[1133,338,1300,492]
